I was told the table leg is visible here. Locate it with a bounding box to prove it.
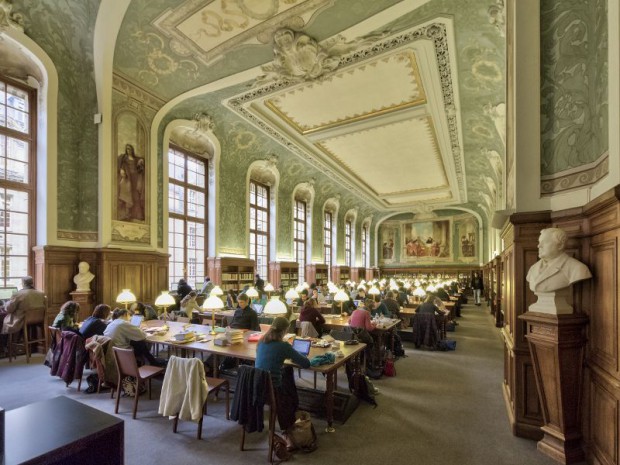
[325,371,335,433]
[213,354,219,378]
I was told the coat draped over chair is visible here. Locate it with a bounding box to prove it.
[50,331,86,386]
[412,313,440,349]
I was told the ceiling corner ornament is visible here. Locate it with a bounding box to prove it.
[193,112,214,132]
[0,0,24,32]
[487,0,505,37]
[255,28,385,86]
[412,204,437,220]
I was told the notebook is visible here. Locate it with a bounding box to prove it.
[130,315,144,327]
[292,338,312,356]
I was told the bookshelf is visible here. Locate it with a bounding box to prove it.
[305,263,329,286]
[207,257,255,292]
[331,265,351,285]
[268,261,299,289]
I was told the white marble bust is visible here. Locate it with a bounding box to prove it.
[526,228,592,314]
[73,261,95,292]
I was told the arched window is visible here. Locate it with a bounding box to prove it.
[293,199,306,283]
[0,76,36,287]
[323,210,333,279]
[361,224,369,268]
[345,220,352,267]
[168,145,207,289]
[249,179,270,279]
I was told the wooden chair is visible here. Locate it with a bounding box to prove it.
[234,365,278,462]
[9,307,47,363]
[112,347,165,419]
[162,356,230,439]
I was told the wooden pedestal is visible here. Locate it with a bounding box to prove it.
[519,311,588,464]
[70,291,95,323]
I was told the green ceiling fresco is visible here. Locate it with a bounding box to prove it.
[12,0,101,235]
[540,0,608,175]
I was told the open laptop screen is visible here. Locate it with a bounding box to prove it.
[130,315,144,327]
[0,287,17,300]
[292,338,312,356]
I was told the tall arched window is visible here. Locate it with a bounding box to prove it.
[0,77,36,287]
[324,210,333,280]
[168,145,207,289]
[249,179,269,279]
[294,199,306,283]
[361,224,369,268]
[345,220,352,267]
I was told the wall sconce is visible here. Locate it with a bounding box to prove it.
[116,289,136,309]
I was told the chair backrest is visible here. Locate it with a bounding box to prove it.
[300,321,318,338]
[48,326,62,346]
[25,307,46,325]
[233,365,276,411]
[112,347,139,378]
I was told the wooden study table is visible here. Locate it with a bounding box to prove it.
[4,396,124,465]
[144,320,365,431]
[143,320,213,355]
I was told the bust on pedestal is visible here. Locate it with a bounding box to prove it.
[71,261,95,322]
[521,227,592,464]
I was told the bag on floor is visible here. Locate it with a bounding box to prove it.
[391,332,406,357]
[446,321,456,332]
[287,410,317,452]
[438,339,457,351]
[272,433,292,462]
[121,376,146,397]
[383,358,396,377]
[345,361,377,407]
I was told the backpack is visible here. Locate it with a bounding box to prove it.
[391,332,406,357]
[272,433,292,462]
[383,358,396,377]
[346,361,377,407]
[287,411,318,452]
[121,376,146,397]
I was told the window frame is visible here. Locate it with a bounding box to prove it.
[324,210,333,278]
[0,75,37,287]
[249,179,270,280]
[294,199,306,284]
[361,225,368,268]
[167,144,208,289]
[345,219,352,267]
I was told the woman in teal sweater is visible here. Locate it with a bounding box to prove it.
[256,317,310,436]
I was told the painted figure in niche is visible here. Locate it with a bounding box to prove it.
[117,143,145,221]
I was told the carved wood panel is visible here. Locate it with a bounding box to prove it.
[590,373,619,465]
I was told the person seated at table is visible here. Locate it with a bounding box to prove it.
[349,299,376,332]
[179,291,200,318]
[79,304,111,340]
[397,285,409,308]
[382,291,401,318]
[256,316,311,441]
[103,308,164,367]
[52,301,80,332]
[435,285,450,301]
[331,292,355,315]
[299,298,326,336]
[226,289,237,309]
[310,287,325,304]
[176,278,192,300]
[295,289,309,308]
[130,301,158,321]
[356,288,367,302]
[229,293,259,331]
[416,294,446,316]
[369,298,391,318]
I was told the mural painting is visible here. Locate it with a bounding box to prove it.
[402,220,450,260]
[380,226,397,262]
[456,219,477,260]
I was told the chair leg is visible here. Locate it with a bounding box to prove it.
[225,382,230,420]
[114,379,122,414]
[240,428,246,451]
[173,415,179,433]
[197,413,204,440]
[132,380,140,419]
[8,333,13,362]
[148,378,152,400]
[314,372,317,389]
[268,406,276,463]
[24,327,31,364]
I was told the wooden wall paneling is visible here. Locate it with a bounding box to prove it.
[500,212,551,440]
[589,366,619,465]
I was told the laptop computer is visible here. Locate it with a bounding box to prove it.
[292,338,312,356]
[0,286,17,301]
[130,315,144,327]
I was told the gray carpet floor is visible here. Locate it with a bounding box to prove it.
[0,302,559,465]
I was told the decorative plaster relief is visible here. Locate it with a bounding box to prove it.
[57,230,98,242]
[111,221,150,244]
[0,0,24,31]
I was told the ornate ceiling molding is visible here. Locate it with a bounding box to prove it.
[227,21,464,211]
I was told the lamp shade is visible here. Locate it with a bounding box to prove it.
[334,289,349,302]
[202,295,224,310]
[116,289,136,305]
[368,286,381,295]
[154,291,175,307]
[264,282,275,292]
[263,296,287,315]
[246,287,259,298]
[285,288,299,300]
[210,285,224,296]
[413,287,426,297]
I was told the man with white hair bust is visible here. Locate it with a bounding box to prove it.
[526,227,591,293]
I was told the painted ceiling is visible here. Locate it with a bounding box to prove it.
[113,0,506,223]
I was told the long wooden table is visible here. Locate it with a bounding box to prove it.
[5,396,124,465]
[144,320,365,431]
